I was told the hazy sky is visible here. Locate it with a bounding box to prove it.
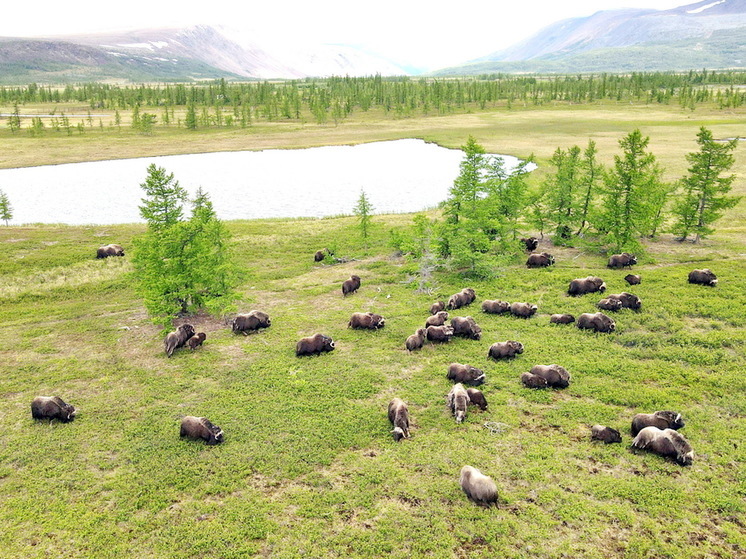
[1,0,691,69]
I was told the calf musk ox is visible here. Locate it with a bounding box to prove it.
[232,310,271,334]
[631,411,685,436]
[342,275,361,296]
[460,465,498,507]
[526,252,555,268]
[528,364,571,388]
[450,316,482,340]
[606,292,642,310]
[576,312,615,333]
[96,244,125,258]
[430,301,446,315]
[481,299,510,314]
[624,274,642,286]
[186,332,206,350]
[688,269,718,287]
[608,252,637,269]
[488,340,524,360]
[425,311,448,328]
[388,398,410,441]
[447,288,476,310]
[447,363,486,386]
[591,425,622,444]
[296,333,335,356]
[521,371,548,389]
[405,328,427,351]
[426,325,454,343]
[550,313,575,324]
[632,427,694,466]
[568,276,607,296]
[510,302,537,318]
[31,396,76,422]
[348,312,385,329]
[466,388,488,411]
[521,237,539,252]
[164,324,195,357]
[180,416,224,445]
[447,383,470,423]
[597,297,623,312]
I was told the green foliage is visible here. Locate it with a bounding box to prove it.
[0,189,12,225]
[353,189,374,241]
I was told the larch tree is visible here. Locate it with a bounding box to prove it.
[0,190,13,225]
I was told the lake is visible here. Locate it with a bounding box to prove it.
[0,139,532,225]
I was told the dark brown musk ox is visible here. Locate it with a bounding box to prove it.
[576,312,615,333]
[388,398,410,441]
[342,275,361,296]
[430,301,446,315]
[31,396,76,422]
[624,274,642,286]
[528,364,571,388]
[466,388,488,411]
[186,332,206,350]
[550,313,575,324]
[526,252,555,268]
[488,340,524,360]
[606,292,642,310]
[164,324,195,357]
[96,244,125,258]
[688,269,718,287]
[591,425,622,444]
[520,371,548,389]
[447,383,470,423]
[425,311,449,328]
[632,427,694,466]
[521,237,539,252]
[447,288,476,310]
[314,249,328,262]
[450,316,482,340]
[568,276,607,296]
[597,297,623,312]
[296,333,335,356]
[631,410,685,436]
[460,465,498,507]
[180,416,224,445]
[405,328,427,351]
[348,312,385,330]
[232,310,271,335]
[447,362,486,386]
[607,252,637,269]
[426,324,454,343]
[510,302,537,318]
[481,299,510,314]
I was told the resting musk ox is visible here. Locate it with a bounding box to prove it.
[625,274,642,286]
[510,302,537,318]
[425,311,449,328]
[521,372,548,389]
[488,340,524,360]
[460,465,498,507]
[528,364,571,388]
[481,299,510,314]
[164,324,195,357]
[447,288,476,310]
[576,312,615,333]
[96,244,125,258]
[296,333,335,356]
[426,325,454,343]
[232,310,271,334]
[521,237,539,252]
[591,425,622,444]
[597,297,623,312]
[388,398,410,441]
[450,316,482,340]
[430,301,446,315]
[632,427,694,466]
[568,276,607,296]
[526,252,555,268]
[608,252,637,269]
[405,328,427,351]
[314,249,328,262]
[186,332,206,350]
[180,416,224,445]
[31,396,76,422]
[348,312,385,329]
[606,292,642,310]
[466,388,488,411]
[550,313,575,324]
[688,269,718,287]
[447,363,486,386]
[447,383,470,423]
[342,275,361,296]
[631,411,685,436]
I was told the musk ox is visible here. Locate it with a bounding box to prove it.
[405,328,427,351]
[425,311,449,328]
[466,388,488,411]
[164,324,195,357]
[591,425,622,444]
[521,372,548,389]
[430,301,446,315]
[632,427,694,466]
[526,252,555,268]
[314,249,327,262]
[447,363,486,386]
[388,398,410,441]
[426,325,454,343]
[348,312,385,329]
[296,333,335,356]
[510,302,538,318]
[460,465,498,507]
[631,411,685,436]
[481,299,510,314]
[624,274,642,286]
[576,312,615,333]
[186,332,206,350]
[568,276,607,296]
[447,383,470,423]
[342,275,361,296]
[528,364,571,388]
[180,416,224,445]
[96,244,125,258]
[597,297,623,312]
[606,292,642,310]
[450,316,482,340]
[232,310,271,334]
[688,269,718,287]
[608,252,637,269]
[447,288,476,310]
[521,237,539,252]
[31,396,76,422]
[550,313,575,324]
[488,340,524,360]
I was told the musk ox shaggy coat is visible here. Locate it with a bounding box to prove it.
[31,396,76,422]
[450,316,482,340]
[314,249,327,262]
[576,312,615,333]
[550,313,575,324]
[164,324,195,357]
[447,363,486,386]
[591,425,622,444]
[521,372,548,389]
[608,252,637,268]
[597,297,623,312]
[447,288,476,310]
[688,269,718,287]
[348,312,385,329]
[624,274,642,285]
[425,311,449,328]
[460,465,498,507]
[568,276,607,296]
[632,427,694,466]
[529,364,571,388]
[96,244,125,258]
[430,301,446,315]
[426,325,454,343]
[510,302,538,318]
[521,237,539,252]
[405,328,427,351]
[342,275,361,296]
[296,333,335,356]
[481,299,510,314]
[488,340,524,360]
[186,332,206,350]
[232,310,271,334]
[180,416,224,445]
[466,388,488,411]
[388,398,410,441]
[631,411,685,436]
[446,383,470,423]
[526,252,555,268]
[606,292,642,310]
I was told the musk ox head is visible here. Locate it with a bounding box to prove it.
[591,424,622,444]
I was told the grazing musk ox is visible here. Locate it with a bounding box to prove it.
[296,333,335,356]
[632,427,694,466]
[597,297,623,312]
[466,388,488,411]
[488,340,524,360]
[688,269,718,287]
[426,325,454,343]
[447,383,470,423]
[624,274,642,286]
[481,299,510,314]
[550,313,575,324]
[31,396,76,422]
[186,332,206,350]
[576,312,615,333]
[164,324,195,357]
[425,311,449,328]
[526,252,555,268]
[405,328,427,351]
[314,249,328,262]
[348,312,385,329]
[568,276,607,296]
[450,316,482,340]
[96,244,125,258]
[521,371,548,389]
[528,364,571,388]
[608,252,637,269]
[606,292,642,310]
[180,416,224,445]
[430,301,446,315]
[388,398,410,441]
[631,411,685,436]
[447,288,476,310]
[232,310,271,334]
[591,425,622,444]
[460,465,498,507]
[447,363,486,386]
[342,275,361,296]
[510,302,537,318]
[521,237,539,252]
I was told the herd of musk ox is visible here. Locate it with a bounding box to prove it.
[29,242,716,503]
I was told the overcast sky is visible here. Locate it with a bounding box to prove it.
[1,0,692,70]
